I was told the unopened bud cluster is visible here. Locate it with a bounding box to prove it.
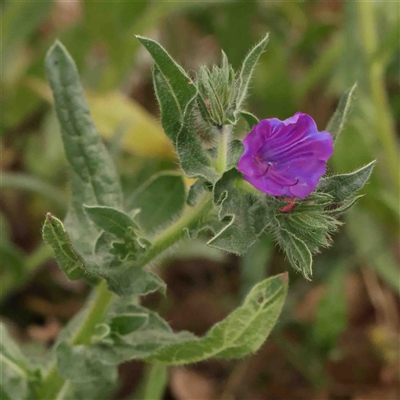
[196,52,238,127]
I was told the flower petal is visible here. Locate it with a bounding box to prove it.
[238,112,333,199]
[244,173,291,197]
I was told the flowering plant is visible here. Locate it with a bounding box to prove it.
[1,35,374,400]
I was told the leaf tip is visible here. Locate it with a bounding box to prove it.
[258,32,270,50]
[135,35,148,44]
[45,40,74,74]
[278,272,289,285]
[350,81,358,91]
[46,39,65,58]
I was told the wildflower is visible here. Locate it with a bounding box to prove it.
[238,113,333,199]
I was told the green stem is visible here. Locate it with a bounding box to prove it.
[216,125,231,174]
[40,193,212,398]
[142,363,168,400]
[235,177,260,195]
[358,1,399,190]
[137,193,213,267]
[40,279,113,399]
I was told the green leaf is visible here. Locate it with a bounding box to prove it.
[186,179,214,210]
[45,41,123,255]
[109,313,148,335]
[84,205,138,240]
[176,109,219,182]
[42,213,85,280]
[91,273,287,365]
[227,139,244,170]
[187,178,208,207]
[235,33,269,111]
[197,65,225,126]
[196,94,215,126]
[138,36,217,181]
[326,83,357,142]
[138,36,197,142]
[137,36,197,118]
[208,169,258,254]
[239,110,259,129]
[128,172,186,234]
[148,273,287,361]
[105,265,166,297]
[327,195,363,216]
[273,194,341,255]
[0,324,40,400]
[152,66,184,143]
[55,341,116,400]
[87,232,165,297]
[57,341,116,383]
[318,161,375,203]
[279,227,313,279]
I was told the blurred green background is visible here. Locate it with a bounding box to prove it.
[1,1,399,399]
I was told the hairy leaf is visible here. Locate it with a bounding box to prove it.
[128,172,186,234]
[208,169,258,254]
[84,205,138,240]
[139,36,218,181]
[139,36,196,143]
[0,324,40,400]
[279,227,313,279]
[104,265,166,297]
[235,33,269,111]
[276,211,341,254]
[227,139,244,170]
[137,36,197,119]
[176,106,219,182]
[152,66,184,143]
[85,273,287,365]
[45,41,122,255]
[86,232,165,297]
[187,178,208,207]
[42,213,85,280]
[262,193,341,279]
[326,83,357,142]
[318,161,375,203]
[55,341,116,400]
[109,313,149,336]
[239,110,259,129]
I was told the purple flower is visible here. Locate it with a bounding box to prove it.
[238,112,333,199]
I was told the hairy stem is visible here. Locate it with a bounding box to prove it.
[216,125,231,174]
[137,193,213,267]
[40,192,212,398]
